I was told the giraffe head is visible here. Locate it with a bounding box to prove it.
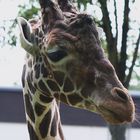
[18,0,135,124]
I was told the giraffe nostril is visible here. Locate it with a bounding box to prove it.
[116,90,128,101]
[112,88,129,102]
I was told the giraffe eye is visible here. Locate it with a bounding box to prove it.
[47,49,68,62]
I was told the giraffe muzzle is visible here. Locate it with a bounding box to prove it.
[98,87,135,124]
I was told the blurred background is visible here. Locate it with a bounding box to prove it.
[0,0,140,140]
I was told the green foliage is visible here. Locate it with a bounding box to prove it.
[18,5,39,20]
[7,20,17,46]
[77,0,92,9]
[18,1,39,20]
[0,19,17,47]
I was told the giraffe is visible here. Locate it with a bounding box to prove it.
[17,0,135,140]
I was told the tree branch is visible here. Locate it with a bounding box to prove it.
[98,0,113,47]
[114,0,118,46]
[124,30,140,88]
[98,0,118,70]
[118,0,130,83]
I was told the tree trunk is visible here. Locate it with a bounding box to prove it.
[108,124,127,140]
[98,0,131,140]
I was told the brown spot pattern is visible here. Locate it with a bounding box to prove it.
[27,121,39,140]
[41,64,49,77]
[63,77,74,92]
[34,64,41,79]
[39,109,52,138]
[60,93,69,104]
[47,80,60,91]
[25,94,35,123]
[40,94,53,103]
[22,64,26,88]
[53,71,65,87]
[38,80,51,96]
[27,73,36,94]
[67,94,83,105]
[35,102,46,116]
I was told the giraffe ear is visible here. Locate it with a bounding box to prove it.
[17,17,37,55]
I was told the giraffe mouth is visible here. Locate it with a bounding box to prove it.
[98,106,134,124]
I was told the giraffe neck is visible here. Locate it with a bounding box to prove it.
[23,88,64,140]
[22,54,65,140]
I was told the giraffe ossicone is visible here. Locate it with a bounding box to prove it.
[18,0,135,140]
